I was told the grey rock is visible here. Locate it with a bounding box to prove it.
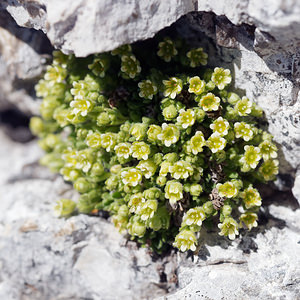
[0,130,177,300]
[3,0,197,57]
[0,9,52,115]
[292,171,300,204]
[156,204,300,300]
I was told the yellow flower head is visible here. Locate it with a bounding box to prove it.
[199,93,220,111]
[121,168,142,186]
[188,76,206,95]
[241,186,262,209]
[173,229,197,252]
[211,67,231,90]
[218,217,239,240]
[165,180,183,204]
[157,123,180,147]
[177,109,196,129]
[210,117,230,136]
[163,77,183,99]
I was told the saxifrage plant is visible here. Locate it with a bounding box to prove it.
[30,36,279,253]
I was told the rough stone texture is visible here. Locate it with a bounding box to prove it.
[159,203,300,299]
[0,129,178,300]
[0,128,299,299]
[0,9,52,115]
[3,0,197,57]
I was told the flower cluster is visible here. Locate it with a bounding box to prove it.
[31,36,278,253]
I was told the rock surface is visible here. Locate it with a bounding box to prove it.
[0,9,52,115]
[0,130,178,300]
[0,128,299,299]
[3,0,197,57]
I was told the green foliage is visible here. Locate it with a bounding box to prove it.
[30,39,279,253]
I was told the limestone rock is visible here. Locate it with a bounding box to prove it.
[3,0,197,57]
[0,9,52,115]
[0,130,177,300]
[158,205,300,299]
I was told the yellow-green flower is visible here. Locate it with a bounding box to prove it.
[54,199,76,217]
[165,180,183,204]
[186,48,208,67]
[234,122,253,141]
[139,200,158,221]
[218,217,239,240]
[199,92,220,111]
[190,131,206,155]
[239,145,261,169]
[163,77,183,99]
[86,132,102,149]
[157,38,178,62]
[70,81,89,99]
[210,117,230,136]
[60,167,80,182]
[138,79,158,100]
[121,55,141,78]
[112,205,129,233]
[147,125,162,142]
[127,216,146,237]
[240,212,258,230]
[259,159,279,181]
[143,187,162,200]
[211,67,232,90]
[130,123,148,141]
[131,141,151,160]
[177,109,196,129]
[114,142,132,159]
[159,161,172,177]
[216,181,238,198]
[173,229,197,252]
[35,79,50,98]
[70,98,94,117]
[241,186,262,209]
[182,207,206,227]
[188,76,205,95]
[75,150,94,173]
[100,133,117,152]
[162,104,178,120]
[170,160,193,180]
[137,159,157,179]
[121,168,142,186]
[157,123,180,147]
[128,193,145,214]
[234,97,252,116]
[259,141,278,160]
[207,132,227,153]
[44,65,67,84]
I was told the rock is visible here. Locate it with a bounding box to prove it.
[292,172,300,205]
[3,0,197,57]
[0,9,52,115]
[0,129,178,299]
[156,204,300,300]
